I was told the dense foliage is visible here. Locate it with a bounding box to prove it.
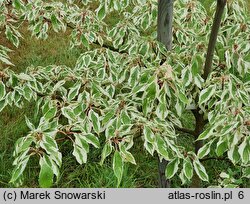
[0,0,249,187]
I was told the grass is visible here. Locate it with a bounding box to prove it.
[1,29,82,72]
[0,0,250,188]
[0,28,84,187]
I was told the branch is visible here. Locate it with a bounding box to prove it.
[157,0,174,50]
[203,0,227,80]
[200,156,230,162]
[55,137,69,142]
[96,41,125,53]
[174,125,195,136]
[5,9,124,56]
[7,84,46,98]
[58,21,127,54]
[57,130,82,135]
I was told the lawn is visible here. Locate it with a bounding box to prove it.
[0,0,249,188]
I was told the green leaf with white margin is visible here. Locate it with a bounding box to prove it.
[0,55,14,65]
[105,121,116,140]
[40,133,59,155]
[145,80,157,100]
[175,100,183,117]
[197,140,213,159]
[10,155,30,183]
[179,91,189,104]
[220,172,229,179]
[120,145,136,165]
[0,99,6,112]
[102,109,115,125]
[100,142,113,165]
[220,122,239,136]
[193,159,209,181]
[0,81,6,100]
[144,141,155,156]
[82,54,91,67]
[197,127,213,141]
[139,42,150,56]
[61,107,76,121]
[74,134,89,153]
[165,158,180,179]
[73,143,87,165]
[13,0,23,10]
[141,13,150,30]
[48,154,61,181]
[51,14,60,32]
[50,152,62,168]
[39,156,54,188]
[97,4,106,20]
[238,138,249,164]
[13,136,33,157]
[242,167,250,178]
[89,109,101,134]
[199,85,216,105]
[183,158,193,180]
[43,154,61,182]
[143,126,155,143]
[179,168,189,185]
[238,90,249,105]
[12,148,29,166]
[156,102,168,120]
[83,133,100,148]
[42,100,50,115]
[18,73,34,81]
[216,136,228,156]
[182,68,192,87]
[43,106,57,121]
[142,97,152,116]
[194,75,203,89]
[113,151,123,187]
[25,116,35,131]
[23,85,33,101]
[128,66,140,87]
[156,135,170,160]
[191,55,202,76]
[68,82,82,101]
[81,34,89,48]
[120,110,131,124]
[227,146,240,164]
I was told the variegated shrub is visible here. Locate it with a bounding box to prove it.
[0,0,249,187]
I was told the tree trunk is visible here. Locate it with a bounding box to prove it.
[157,0,174,188]
[203,0,227,80]
[158,158,171,188]
[157,0,174,51]
[191,109,205,188]
[191,0,227,187]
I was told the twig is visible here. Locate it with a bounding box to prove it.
[203,0,227,80]
[174,125,195,136]
[200,156,230,162]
